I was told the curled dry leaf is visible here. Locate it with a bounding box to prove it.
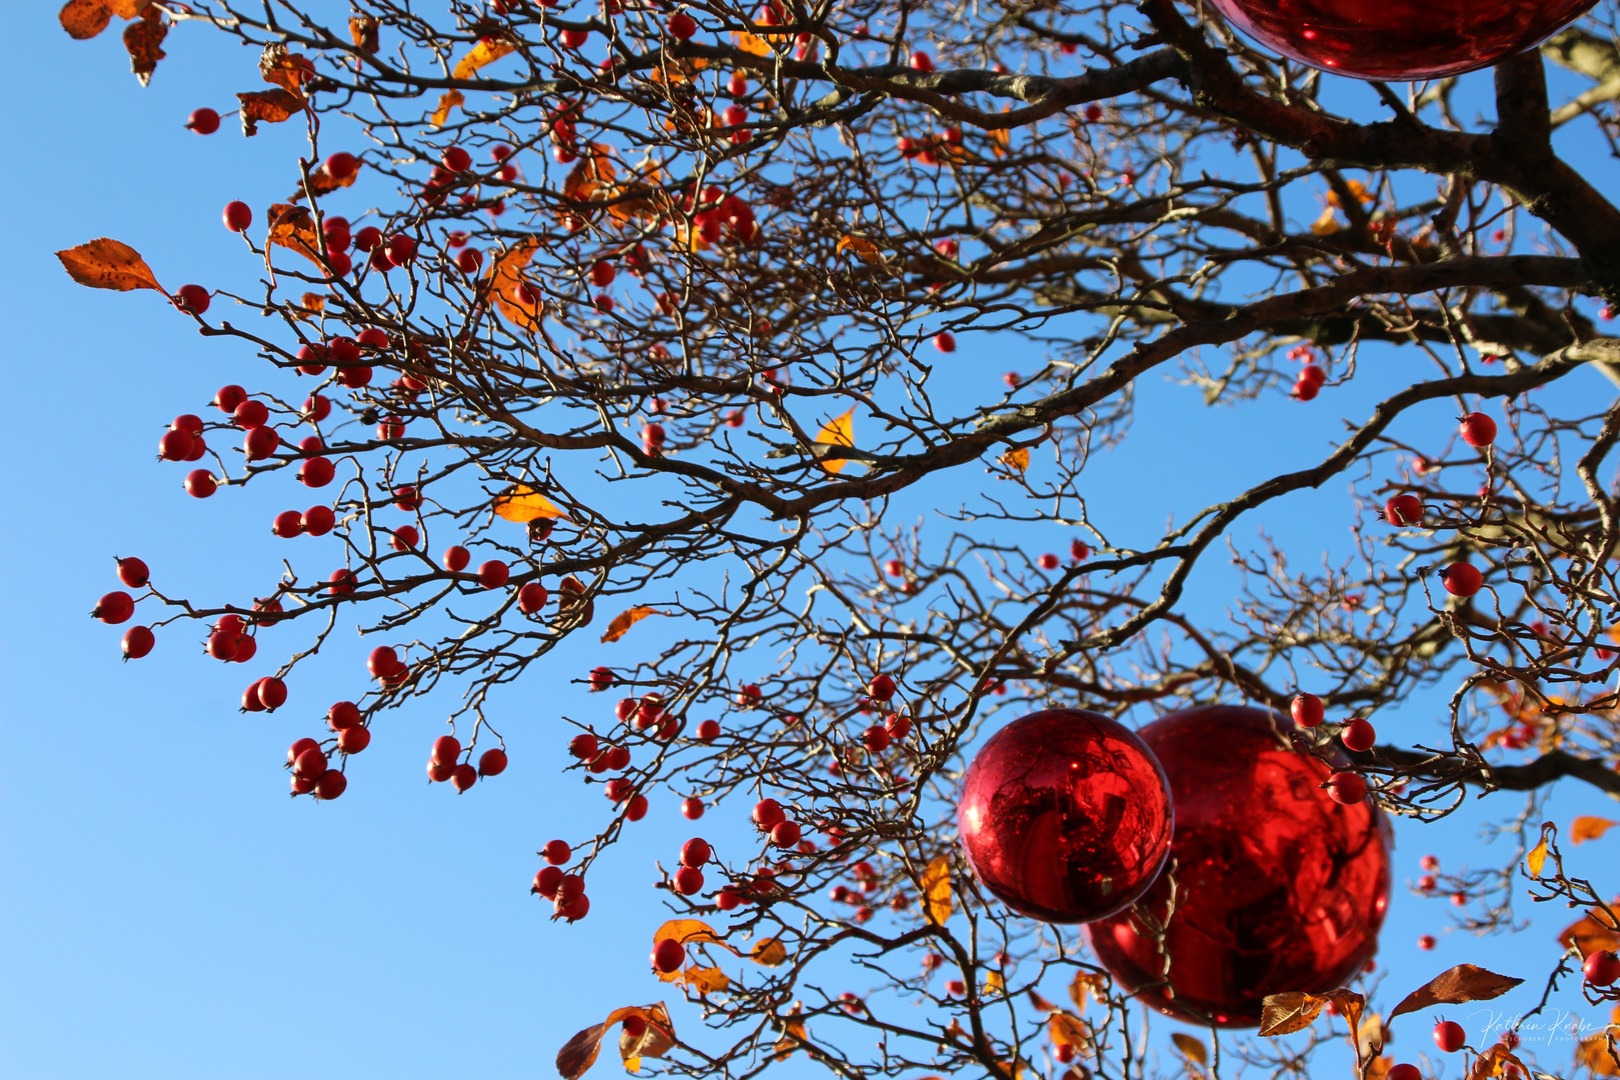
[57,238,165,294]
[486,239,544,330]
[429,90,464,128]
[1387,964,1523,1020]
[1049,1012,1088,1052]
[814,408,856,474]
[1356,1011,1387,1057]
[1027,989,1059,1013]
[1258,991,1329,1037]
[122,10,166,87]
[1558,901,1620,958]
[558,576,595,628]
[771,1004,808,1061]
[556,1003,674,1080]
[238,88,305,135]
[349,14,379,55]
[601,606,659,644]
[750,938,787,966]
[265,203,324,269]
[1526,820,1554,877]
[1572,816,1617,844]
[60,0,113,40]
[1467,1041,1530,1080]
[452,37,517,80]
[1069,971,1108,1013]
[919,854,953,925]
[1171,1033,1208,1065]
[493,484,565,523]
[298,160,361,200]
[999,447,1030,474]
[260,43,315,94]
[836,234,884,266]
[672,965,730,995]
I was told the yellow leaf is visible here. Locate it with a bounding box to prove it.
[1069,972,1107,1014]
[771,1005,807,1060]
[836,234,884,266]
[1577,1034,1620,1077]
[751,938,787,966]
[814,408,856,474]
[1527,822,1552,877]
[452,37,516,79]
[1171,1033,1207,1065]
[1357,1011,1386,1057]
[990,108,1012,158]
[1258,991,1329,1036]
[601,606,659,644]
[493,484,565,523]
[428,89,464,128]
[999,447,1030,474]
[1573,817,1617,844]
[984,970,1006,996]
[676,965,730,994]
[653,918,723,948]
[919,854,952,925]
[732,30,775,56]
[1310,207,1341,236]
[56,238,165,294]
[1049,1012,1087,1049]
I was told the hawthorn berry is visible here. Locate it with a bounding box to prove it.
[327,701,362,730]
[187,107,221,133]
[1433,1020,1466,1054]
[1421,854,1440,870]
[667,10,697,38]
[543,839,572,865]
[393,485,421,511]
[303,394,332,423]
[555,890,590,921]
[885,714,912,741]
[933,332,956,353]
[257,677,288,710]
[206,629,241,661]
[863,725,891,753]
[736,684,763,707]
[94,591,135,624]
[945,979,966,997]
[753,798,785,829]
[1327,771,1367,805]
[771,820,802,848]
[272,510,303,539]
[560,28,590,48]
[233,635,258,663]
[1291,692,1325,728]
[680,837,711,867]
[626,793,649,821]
[1440,562,1483,597]
[451,763,478,792]
[867,673,896,702]
[367,646,401,678]
[1037,553,1060,570]
[1385,1064,1421,1080]
[590,260,616,287]
[1385,494,1424,526]
[569,733,599,760]
[337,726,370,754]
[327,568,356,596]
[386,234,417,267]
[432,734,461,767]
[910,50,934,71]
[674,865,704,894]
[325,152,358,180]
[1340,717,1376,752]
[696,719,721,742]
[287,738,320,767]
[314,770,347,799]
[301,505,335,537]
[390,525,419,551]
[353,225,382,252]
[652,938,685,973]
[533,866,564,898]
[427,760,454,783]
[1585,949,1620,986]
[587,665,613,691]
[294,746,329,780]
[1417,935,1436,951]
[214,385,248,413]
[1459,412,1497,449]
[443,545,471,572]
[233,399,269,429]
[115,556,150,589]
[478,560,510,589]
[883,559,905,577]
[121,625,155,659]
[175,284,211,315]
[442,145,472,172]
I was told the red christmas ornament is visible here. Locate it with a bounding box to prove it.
[1206,0,1596,81]
[1086,705,1390,1027]
[957,708,1174,924]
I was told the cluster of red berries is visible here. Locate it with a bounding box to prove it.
[95,557,158,658]
[286,736,347,799]
[1288,346,1328,401]
[896,125,964,167]
[670,836,712,897]
[424,733,507,793]
[1288,692,1372,804]
[752,798,803,850]
[531,838,590,921]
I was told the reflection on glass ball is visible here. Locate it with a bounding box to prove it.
[1207,0,1596,81]
[1086,705,1390,1027]
[957,708,1174,924]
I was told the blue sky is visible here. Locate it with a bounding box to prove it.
[2,6,1618,1080]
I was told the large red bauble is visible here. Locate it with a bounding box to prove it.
[958,708,1174,924]
[1085,705,1390,1027]
[1207,0,1596,81]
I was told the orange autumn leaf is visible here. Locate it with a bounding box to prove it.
[653,918,723,948]
[989,108,1012,158]
[1573,816,1617,844]
[429,89,464,128]
[673,965,730,994]
[485,240,545,331]
[349,14,380,55]
[265,203,324,268]
[771,1004,808,1060]
[259,43,315,94]
[1258,992,1330,1036]
[750,938,787,966]
[105,0,153,16]
[1526,821,1554,878]
[299,159,362,200]
[1069,971,1107,1013]
[238,88,305,135]
[60,0,113,40]
[452,37,516,79]
[1467,1041,1530,1080]
[122,10,166,87]
[57,238,166,294]
[601,607,659,644]
[814,408,856,474]
[1049,1012,1088,1050]
[1559,902,1620,958]
[493,484,565,523]
[1171,1033,1208,1065]
[732,30,776,56]
[563,145,619,206]
[836,234,884,266]
[1578,1032,1620,1077]
[919,854,952,925]
[1000,447,1030,474]
[1388,965,1523,1020]
[557,1003,674,1080]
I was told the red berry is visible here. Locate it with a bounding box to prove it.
[1441,562,1483,597]
[386,234,417,267]
[681,797,704,820]
[303,394,332,422]
[298,457,335,488]
[185,468,219,499]
[206,629,240,661]
[863,725,891,753]
[1341,717,1376,752]
[590,260,617,287]
[294,746,328,780]
[673,865,705,894]
[456,248,483,274]
[325,152,358,180]
[625,793,648,821]
[1037,553,1060,570]
[157,429,194,461]
[1386,1065,1419,1080]
[115,556,150,588]
[1385,494,1424,526]
[232,399,269,429]
[560,28,589,48]
[367,646,401,678]
[390,525,419,551]
[432,735,462,767]
[223,200,253,232]
[603,745,630,770]
[569,733,599,760]
[1459,412,1497,449]
[272,509,304,538]
[232,635,258,664]
[291,774,316,794]
[1327,771,1368,805]
[257,677,288,710]
[736,684,763,707]
[427,760,454,783]
[533,865,564,898]
[1416,935,1435,951]
[392,485,421,511]
[443,546,471,572]
[301,505,335,537]
[94,591,135,624]
[885,714,912,741]
[586,666,613,692]
[187,107,221,133]
[945,979,966,996]
[543,839,573,865]
[478,560,510,589]
[287,737,320,767]
[442,145,472,172]
[1291,692,1325,728]
[1585,949,1620,986]
[933,332,956,353]
[451,763,478,792]
[1433,1020,1466,1054]
[867,673,896,701]
[678,837,712,868]
[328,701,362,730]
[652,938,685,973]
[771,820,802,848]
[327,568,356,596]
[174,284,211,315]
[337,365,373,389]
[910,50,934,71]
[752,798,785,829]
[479,748,508,776]
[337,725,370,754]
[696,719,720,742]
[352,225,382,252]
[314,769,347,800]
[213,385,247,414]
[121,625,155,659]
[668,10,697,38]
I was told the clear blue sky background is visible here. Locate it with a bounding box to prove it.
[2,6,1617,1080]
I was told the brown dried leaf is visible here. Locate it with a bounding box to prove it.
[1172,1034,1207,1065]
[349,14,379,55]
[265,203,324,268]
[618,1002,675,1071]
[299,160,361,200]
[493,484,565,523]
[1357,1011,1386,1057]
[1258,992,1329,1037]
[1069,972,1107,1013]
[836,234,884,266]
[814,408,856,474]
[298,293,326,316]
[452,37,516,79]
[486,239,544,331]
[429,89,464,128]
[1388,965,1524,1021]
[1468,1042,1530,1080]
[601,606,659,644]
[60,0,113,40]
[1049,1012,1088,1050]
[562,145,618,207]
[56,238,165,294]
[1578,1032,1620,1077]
[1000,447,1030,474]
[238,88,304,136]
[1028,989,1059,1012]
[558,576,595,627]
[1573,816,1617,844]
[919,854,952,925]
[751,938,787,966]
[772,1005,808,1061]
[674,965,730,994]
[259,43,314,94]
[1326,990,1365,1042]
[104,0,152,16]
[557,1021,609,1079]
[122,10,166,87]
[557,1005,673,1080]
[1559,903,1620,958]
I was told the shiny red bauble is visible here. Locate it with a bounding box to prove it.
[1086,705,1390,1028]
[1207,0,1595,81]
[957,708,1174,924]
